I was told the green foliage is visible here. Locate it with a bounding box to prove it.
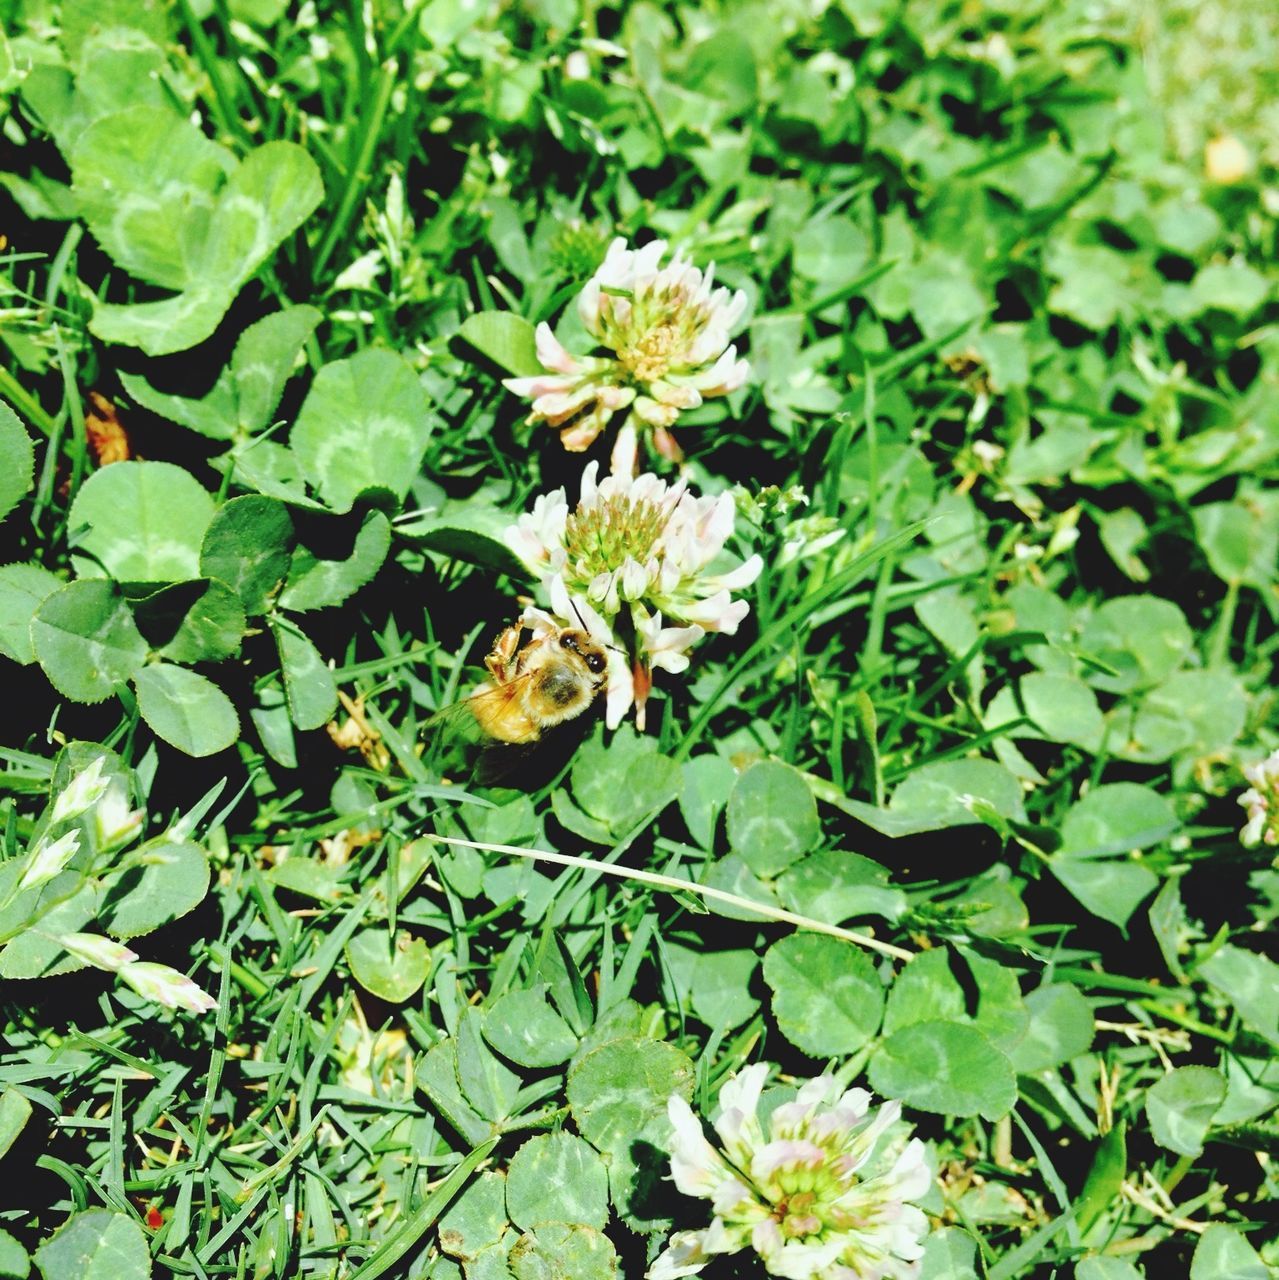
[0,0,1276,1273]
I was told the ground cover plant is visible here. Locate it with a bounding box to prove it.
[0,0,1276,1275]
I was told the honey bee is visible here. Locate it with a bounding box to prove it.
[445,620,609,745]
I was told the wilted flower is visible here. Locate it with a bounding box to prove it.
[651,1065,931,1280]
[60,932,138,972]
[504,237,749,457]
[119,961,217,1014]
[1239,748,1279,848]
[506,438,761,727]
[17,830,81,893]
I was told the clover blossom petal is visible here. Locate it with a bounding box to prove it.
[503,238,750,454]
[649,1067,931,1280]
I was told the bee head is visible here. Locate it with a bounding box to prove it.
[559,629,607,677]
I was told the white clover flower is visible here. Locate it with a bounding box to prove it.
[650,1065,931,1280]
[60,932,138,972]
[1239,748,1279,848]
[17,830,81,892]
[504,237,749,457]
[119,961,218,1014]
[505,443,761,727]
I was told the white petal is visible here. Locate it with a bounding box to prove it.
[714,1062,768,1159]
[611,422,640,478]
[534,321,580,374]
[666,1095,732,1197]
[604,650,635,729]
[647,1230,715,1280]
[711,553,763,592]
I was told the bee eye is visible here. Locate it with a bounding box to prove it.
[586,652,605,674]
[561,635,580,654]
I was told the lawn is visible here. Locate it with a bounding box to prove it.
[0,0,1276,1277]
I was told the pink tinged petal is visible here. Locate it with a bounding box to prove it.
[534,321,581,374]
[60,932,138,972]
[648,380,702,409]
[633,658,653,732]
[503,373,579,399]
[750,1139,827,1183]
[120,962,217,1014]
[653,426,685,463]
[533,382,604,426]
[560,420,605,451]
[633,396,681,428]
[600,384,637,409]
[752,1219,784,1259]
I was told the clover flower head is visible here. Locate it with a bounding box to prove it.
[651,1065,931,1280]
[505,445,761,727]
[503,236,749,456]
[1239,748,1279,848]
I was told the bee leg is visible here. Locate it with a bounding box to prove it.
[485,624,524,681]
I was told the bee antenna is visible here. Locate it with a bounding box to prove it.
[568,597,589,632]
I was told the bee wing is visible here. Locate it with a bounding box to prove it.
[425,675,534,746]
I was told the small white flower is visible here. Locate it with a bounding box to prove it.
[17,830,80,892]
[50,758,110,824]
[1239,748,1279,848]
[119,962,218,1014]
[504,237,749,455]
[60,932,138,972]
[505,452,760,726]
[649,1067,931,1280]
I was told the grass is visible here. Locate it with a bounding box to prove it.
[0,0,1276,1276]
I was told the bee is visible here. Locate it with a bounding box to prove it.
[448,620,610,745]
